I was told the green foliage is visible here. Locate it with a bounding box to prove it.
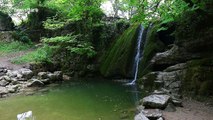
[43,16,66,30]
[118,0,190,26]
[42,34,96,58]
[12,31,32,44]
[12,45,52,64]
[0,41,32,55]
[13,0,46,9]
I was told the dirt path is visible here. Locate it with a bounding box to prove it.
[163,98,213,120]
[0,51,31,70]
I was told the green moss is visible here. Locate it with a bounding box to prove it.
[138,24,165,78]
[100,24,139,77]
[182,58,213,96]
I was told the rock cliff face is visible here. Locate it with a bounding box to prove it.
[139,10,213,96]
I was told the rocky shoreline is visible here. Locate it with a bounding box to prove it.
[0,67,66,98]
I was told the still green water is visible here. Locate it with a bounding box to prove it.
[0,80,138,120]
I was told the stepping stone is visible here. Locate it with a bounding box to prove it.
[142,94,171,109]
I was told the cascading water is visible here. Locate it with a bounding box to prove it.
[127,25,145,85]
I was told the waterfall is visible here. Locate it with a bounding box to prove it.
[128,25,145,85]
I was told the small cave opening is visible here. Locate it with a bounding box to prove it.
[158,22,176,46]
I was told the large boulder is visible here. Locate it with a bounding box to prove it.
[0,11,14,31]
[142,94,171,109]
[151,45,198,71]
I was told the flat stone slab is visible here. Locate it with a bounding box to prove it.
[142,94,171,109]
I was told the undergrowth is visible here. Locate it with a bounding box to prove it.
[12,46,52,64]
[0,41,32,55]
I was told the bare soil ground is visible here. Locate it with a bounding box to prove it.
[163,98,213,120]
[0,51,30,70]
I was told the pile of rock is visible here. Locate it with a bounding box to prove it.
[0,67,63,98]
[135,90,182,120]
[135,65,183,120]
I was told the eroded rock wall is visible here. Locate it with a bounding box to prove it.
[140,9,213,96]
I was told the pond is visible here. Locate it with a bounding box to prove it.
[0,79,141,120]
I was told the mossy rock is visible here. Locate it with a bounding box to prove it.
[182,58,213,96]
[138,23,165,77]
[100,24,140,77]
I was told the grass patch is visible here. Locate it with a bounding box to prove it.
[0,41,32,55]
[12,46,53,64]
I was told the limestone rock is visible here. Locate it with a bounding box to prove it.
[142,95,171,109]
[164,63,187,72]
[134,112,149,120]
[1,75,12,82]
[38,72,49,79]
[151,45,195,68]
[6,85,19,93]
[17,111,33,120]
[0,79,9,86]
[136,105,145,113]
[18,68,33,79]
[40,78,50,84]
[0,86,9,95]
[6,70,19,78]
[53,71,62,80]
[63,74,71,81]
[152,90,167,95]
[157,117,164,120]
[27,79,44,87]
[141,109,162,120]
[47,71,62,81]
